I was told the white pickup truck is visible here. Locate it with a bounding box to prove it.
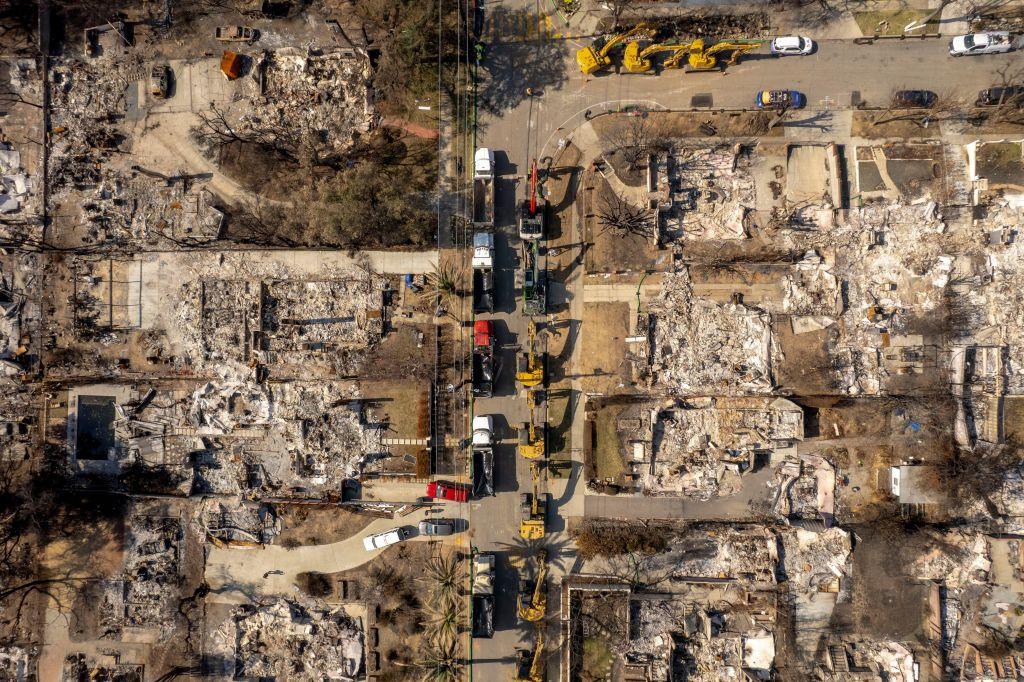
[949,32,1016,56]
[362,527,409,551]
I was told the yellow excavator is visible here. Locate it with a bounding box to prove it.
[516,320,544,389]
[515,627,545,682]
[518,549,548,622]
[518,393,546,460]
[519,461,547,540]
[622,37,764,73]
[576,23,654,75]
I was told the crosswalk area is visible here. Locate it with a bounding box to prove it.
[482,11,566,42]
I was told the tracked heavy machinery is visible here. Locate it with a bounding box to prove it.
[519,461,548,540]
[516,319,544,389]
[518,391,546,460]
[515,627,545,682]
[576,23,654,75]
[517,549,548,622]
[622,37,764,73]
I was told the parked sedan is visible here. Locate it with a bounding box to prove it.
[976,86,1024,106]
[419,519,456,536]
[949,32,1015,56]
[770,36,815,55]
[892,90,937,108]
[755,90,806,109]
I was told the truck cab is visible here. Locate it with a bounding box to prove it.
[518,198,546,241]
[475,148,495,179]
[473,415,494,446]
[472,232,494,269]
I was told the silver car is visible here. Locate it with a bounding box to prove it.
[418,519,456,536]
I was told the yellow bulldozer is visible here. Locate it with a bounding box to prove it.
[576,23,654,75]
[622,37,764,73]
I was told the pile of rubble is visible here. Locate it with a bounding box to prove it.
[222,598,364,680]
[649,271,774,395]
[188,376,384,495]
[176,265,386,373]
[655,145,756,241]
[647,398,802,499]
[202,500,280,545]
[779,527,851,596]
[234,49,373,160]
[818,639,917,681]
[116,515,183,634]
[0,648,28,679]
[49,55,142,198]
[632,527,776,583]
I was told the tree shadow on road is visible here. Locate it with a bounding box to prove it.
[478,7,569,117]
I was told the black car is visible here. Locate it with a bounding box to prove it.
[892,90,937,109]
[976,86,1024,106]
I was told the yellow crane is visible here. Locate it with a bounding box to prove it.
[518,549,548,622]
[622,37,764,73]
[515,320,544,389]
[576,23,655,75]
[519,461,547,540]
[518,393,545,460]
[515,627,545,682]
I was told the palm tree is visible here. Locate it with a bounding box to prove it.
[423,259,463,318]
[420,554,462,606]
[422,595,465,646]
[417,639,462,682]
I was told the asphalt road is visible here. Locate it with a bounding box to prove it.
[481,36,1024,163]
[468,164,538,677]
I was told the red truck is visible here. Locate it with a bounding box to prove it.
[472,320,496,398]
[427,481,470,503]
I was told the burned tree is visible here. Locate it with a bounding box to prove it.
[596,193,655,239]
[191,103,301,165]
[602,114,668,171]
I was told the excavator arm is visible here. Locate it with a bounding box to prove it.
[623,40,694,73]
[516,627,546,682]
[685,39,764,71]
[576,23,654,75]
[518,549,548,622]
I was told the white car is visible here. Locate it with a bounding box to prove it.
[770,36,814,56]
[949,32,1015,56]
[362,527,409,551]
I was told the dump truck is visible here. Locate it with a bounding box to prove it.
[472,266,494,313]
[472,230,494,313]
[472,553,495,638]
[473,446,494,498]
[472,320,496,398]
[473,148,496,229]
